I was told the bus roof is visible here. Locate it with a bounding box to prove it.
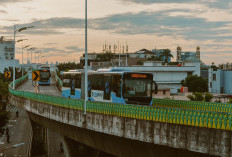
[62,70,152,76]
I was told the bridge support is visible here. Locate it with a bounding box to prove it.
[30,119,47,156]
[63,136,113,157]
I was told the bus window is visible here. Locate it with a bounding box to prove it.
[90,74,104,90]
[74,75,81,88]
[63,79,70,87]
[123,79,152,97]
[112,75,121,97]
[103,76,111,100]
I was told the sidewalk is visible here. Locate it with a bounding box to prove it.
[0,107,32,157]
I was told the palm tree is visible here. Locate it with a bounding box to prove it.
[159,49,173,63]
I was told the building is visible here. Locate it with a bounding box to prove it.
[112,60,201,94]
[0,36,20,73]
[209,64,232,94]
[176,46,201,62]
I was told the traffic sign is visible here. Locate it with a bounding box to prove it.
[32,71,40,81]
[4,72,10,78]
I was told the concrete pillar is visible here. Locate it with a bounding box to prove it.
[30,120,47,156]
[63,136,107,157]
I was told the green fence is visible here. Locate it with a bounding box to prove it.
[8,75,232,131]
[55,74,62,87]
[153,98,232,113]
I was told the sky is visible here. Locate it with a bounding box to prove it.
[0,0,231,65]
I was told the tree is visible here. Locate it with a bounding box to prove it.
[181,75,208,92]
[96,52,114,62]
[187,92,204,101]
[204,92,214,102]
[187,92,213,102]
[57,62,83,72]
[147,55,160,61]
[159,49,173,63]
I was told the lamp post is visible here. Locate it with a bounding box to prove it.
[17,39,29,77]
[28,47,36,68]
[35,50,41,68]
[13,25,34,89]
[84,0,88,114]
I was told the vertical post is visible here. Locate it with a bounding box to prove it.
[13,25,16,89]
[126,53,128,66]
[22,44,24,77]
[31,50,32,64]
[84,0,88,114]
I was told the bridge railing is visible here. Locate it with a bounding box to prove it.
[9,73,28,89]
[8,74,232,131]
[153,98,232,113]
[55,73,62,91]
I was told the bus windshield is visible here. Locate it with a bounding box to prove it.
[123,79,152,97]
[40,71,50,79]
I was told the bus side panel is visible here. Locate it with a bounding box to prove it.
[62,87,71,97]
[111,92,126,104]
[62,87,81,99]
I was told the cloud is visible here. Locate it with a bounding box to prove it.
[0,0,31,5]
[1,7,231,42]
[1,9,231,41]
[117,0,231,9]
[0,10,7,14]
[65,46,84,52]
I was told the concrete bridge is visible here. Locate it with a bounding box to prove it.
[8,76,232,157]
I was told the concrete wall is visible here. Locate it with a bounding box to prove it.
[9,94,232,157]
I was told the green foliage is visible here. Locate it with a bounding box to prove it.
[227,98,232,104]
[181,75,208,92]
[204,92,214,102]
[214,99,222,103]
[159,49,173,63]
[96,52,114,61]
[0,79,9,97]
[147,55,160,61]
[57,62,83,72]
[187,94,195,101]
[187,92,213,102]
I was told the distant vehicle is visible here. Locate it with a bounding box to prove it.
[38,66,51,85]
[61,69,158,105]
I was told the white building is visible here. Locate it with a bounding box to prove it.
[0,36,20,73]
[113,59,201,94]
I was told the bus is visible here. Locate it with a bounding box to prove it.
[38,66,51,85]
[62,69,157,105]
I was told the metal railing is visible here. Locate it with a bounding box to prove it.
[153,98,232,113]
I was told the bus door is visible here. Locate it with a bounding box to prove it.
[70,75,75,95]
[103,75,111,100]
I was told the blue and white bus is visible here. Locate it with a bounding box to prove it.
[38,66,51,85]
[62,69,157,105]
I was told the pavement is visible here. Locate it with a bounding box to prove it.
[0,107,31,157]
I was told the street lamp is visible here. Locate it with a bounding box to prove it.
[17,39,29,77]
[28,47,36,65]
[35,50,41,64]
[13,25,34,89]
[84,0,88,114]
